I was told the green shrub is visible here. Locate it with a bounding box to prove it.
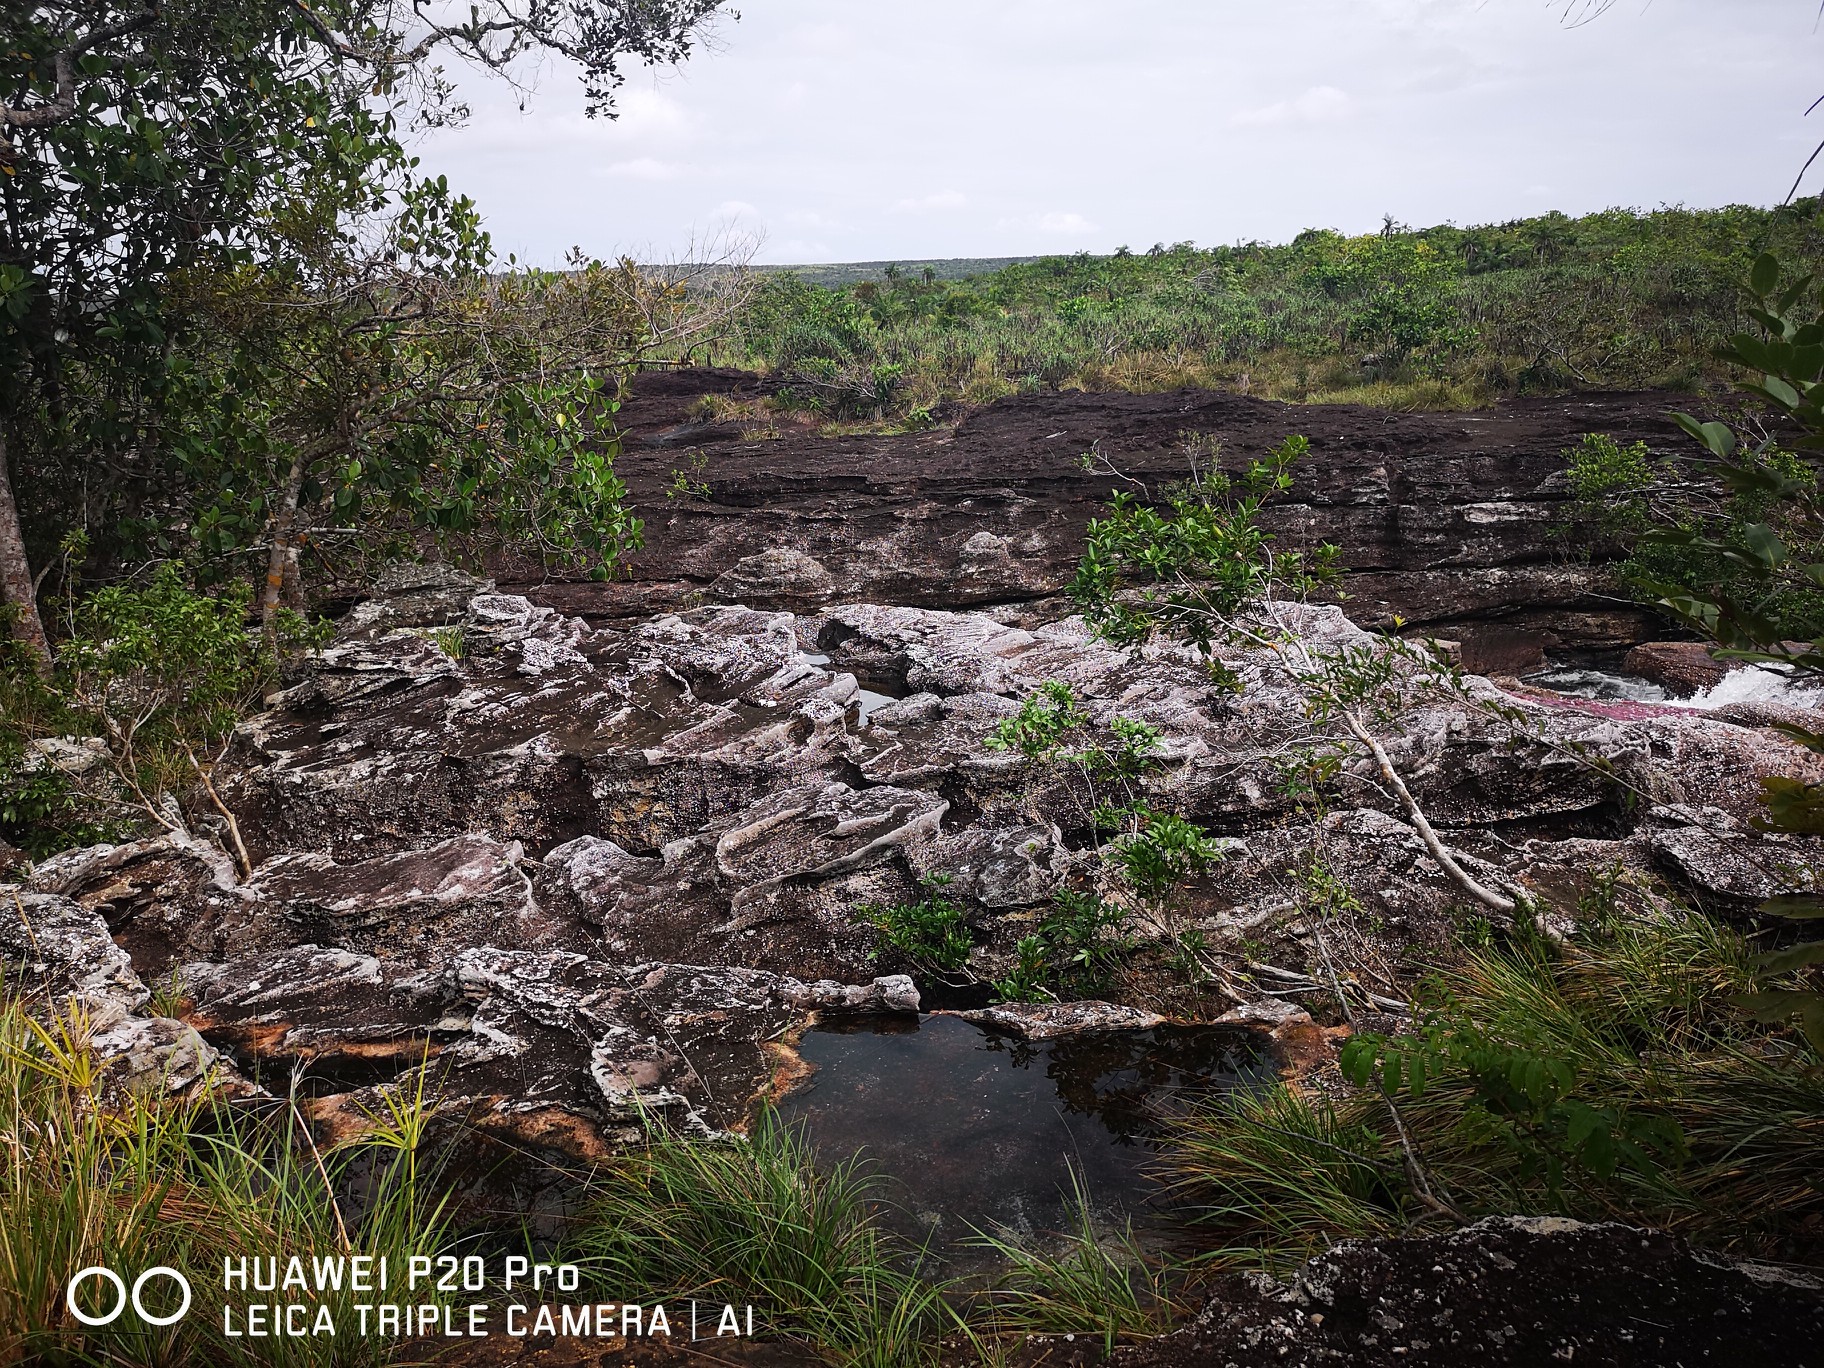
[1070,433,1340,662]
[1162,910,1824,1264]
[0,564,284,863]
[862,876,974,976]
[993,891,1134,1003]
[1107,808,1226,902]
[983,680,1088,761]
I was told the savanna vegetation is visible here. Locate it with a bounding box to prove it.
[719,202,1824,422]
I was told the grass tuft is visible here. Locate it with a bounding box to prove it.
[0,993,457,1366]
[968,1167,1183,1356]
[1162,909,1824,1265]
[568,1110,952,1367]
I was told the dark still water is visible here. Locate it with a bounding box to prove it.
[778,1013,1265,1250]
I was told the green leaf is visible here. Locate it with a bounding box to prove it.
[1757,775,1824,835]
[1751,253,1781,297]
[1777,271,1818,314]
[1758,894,1824,920]
[1763,375,1804,410]
[1670,412,1737,459]
[1740,522,1788,569]
[1754,941,1824,974]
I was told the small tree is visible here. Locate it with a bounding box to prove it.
[167,225,666,645]
[0,1,736,657]
[984,683,1218,995]
[1,564,308,866]
[1067,434,1533,923]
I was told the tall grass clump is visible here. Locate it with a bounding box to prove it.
[0,991,458,1366]
[1161,906,1824,1270]
[967,1167,1182,1357]
[569,1110,952,1367]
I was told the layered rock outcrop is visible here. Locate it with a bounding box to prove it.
[6,575,1819,1151]
[1116,1217,1824,1367]
[507,370,1700,658]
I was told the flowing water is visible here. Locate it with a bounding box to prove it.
[1524,665,1669,703]
[778,1013,1265,1256]
[1525,655,1824,711]
[1686,664,1824,711]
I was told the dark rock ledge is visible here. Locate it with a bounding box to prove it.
[1115,1217,1824,1368]
[507,372,1704,667]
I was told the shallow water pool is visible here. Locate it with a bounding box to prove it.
[778,1013,1264,1251]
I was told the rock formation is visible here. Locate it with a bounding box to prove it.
[5,567,1818,1153]
[1114,1216,1824,1368]
[503,369,1701,664]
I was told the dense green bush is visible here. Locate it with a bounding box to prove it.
[0,565,314,861]
[1563,426,1824,640]
[861,876,975,976]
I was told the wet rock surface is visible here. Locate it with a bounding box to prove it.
[509,370,1700,654]
[1116,1217,1824,1367]
[939,1000,1168,1039]
[1624,640,1735,696]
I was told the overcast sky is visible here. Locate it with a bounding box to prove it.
[414,1,1824,266]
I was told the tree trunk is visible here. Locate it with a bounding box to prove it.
[260,452,307,653]
[0,429,51,678]
[281,535,304,611]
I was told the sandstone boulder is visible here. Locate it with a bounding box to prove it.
[1626,640,1733,696]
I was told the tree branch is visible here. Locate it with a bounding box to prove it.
[1,7,159,163]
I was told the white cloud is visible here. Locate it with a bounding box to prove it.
[414,0,1824,265]
[1230,86,1353,128]
[891,189,968,213]
[597,157,688,180]
[783,208,845,229]
[610,88,699,138]
[711,199,762,222]
[788,22,856,56]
